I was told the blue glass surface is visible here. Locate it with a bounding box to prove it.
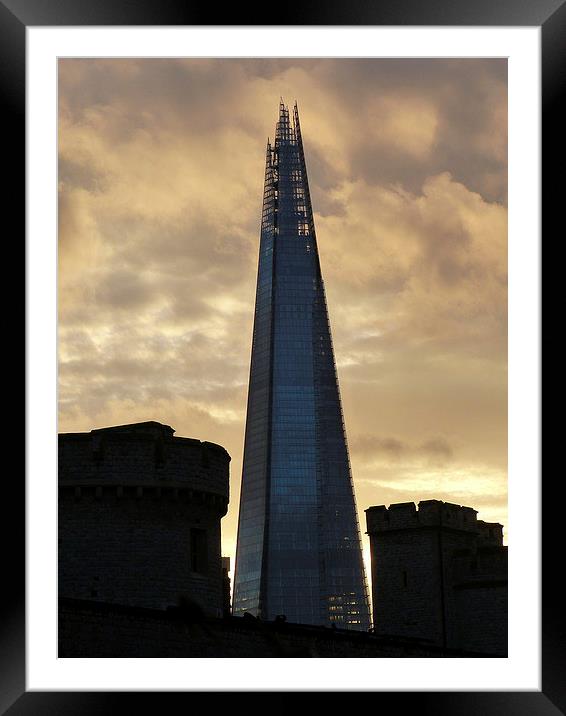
[233,103,370,629]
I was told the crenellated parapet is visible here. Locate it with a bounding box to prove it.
[366,499,481,535]
[476,519,504,546]
[365,498,507,655]
[59,421,230,513]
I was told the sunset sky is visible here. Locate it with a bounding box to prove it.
[58,58,508,574]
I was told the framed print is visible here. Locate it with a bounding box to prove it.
[11,0,555,711]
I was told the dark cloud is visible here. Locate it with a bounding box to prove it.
[350,434,454,464]
[93,269,154,309]
[420,438,453,460]
[58,57,508,563]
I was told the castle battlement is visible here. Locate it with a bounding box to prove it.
[364,498,507,655]
[476,519,504,546]
[366,499,481,533]
[59,421,230,505]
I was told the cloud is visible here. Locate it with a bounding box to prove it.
[350,434,454,466]
[58,57,508,556]
[366,94,439,159]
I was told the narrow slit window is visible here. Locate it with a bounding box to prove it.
[190,528,208,575]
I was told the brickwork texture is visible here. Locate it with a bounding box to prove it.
[366,500,507,656]
[58,422,230,617]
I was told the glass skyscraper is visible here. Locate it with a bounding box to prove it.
[233,101,370,630]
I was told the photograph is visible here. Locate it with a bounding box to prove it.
[8,0,553,704]
[57,57,509,658]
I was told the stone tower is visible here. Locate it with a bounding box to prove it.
[58,421,230,617]
[366,500,508,655]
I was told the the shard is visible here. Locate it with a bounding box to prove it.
[233,101,370,630]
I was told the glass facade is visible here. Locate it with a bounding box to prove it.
[233,102,370,630]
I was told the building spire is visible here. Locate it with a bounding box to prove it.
[233,101,371,630]
[292,101,301,143]
[276,98,293,143]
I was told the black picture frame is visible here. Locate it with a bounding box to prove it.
[10,0,554,711]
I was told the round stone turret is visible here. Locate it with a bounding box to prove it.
[58,421,231,616]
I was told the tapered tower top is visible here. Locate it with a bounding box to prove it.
[272,99,302,145]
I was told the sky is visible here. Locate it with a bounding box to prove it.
[58,58,508,577]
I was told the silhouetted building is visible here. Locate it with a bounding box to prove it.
[366,500,508,656]
[57,426,503,657]
[58,421,230,618]
[233,101,370,629]
[59,597,495,657]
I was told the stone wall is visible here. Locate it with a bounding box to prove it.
[59,598,493,658]
[59,421,229,499]
[59,422,230,617]
[366,500,507,656]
